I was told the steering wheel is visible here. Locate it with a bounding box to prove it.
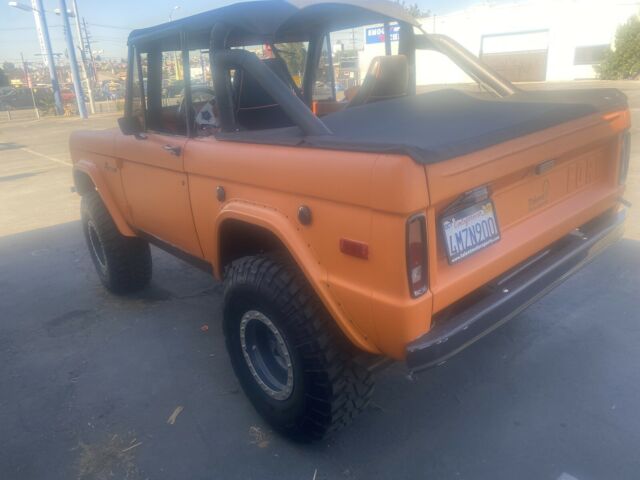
[177,87,217,127]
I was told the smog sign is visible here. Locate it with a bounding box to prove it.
[365,23,400,44]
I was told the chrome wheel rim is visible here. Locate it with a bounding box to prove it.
[87,220,107,271]
[239,310,294,401]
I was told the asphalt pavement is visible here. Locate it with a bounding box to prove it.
[1,81,640,480]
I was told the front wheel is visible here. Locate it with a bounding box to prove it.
[223,255,375,441]
[81,192,152,294]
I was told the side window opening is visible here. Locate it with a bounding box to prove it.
[314,25,401,109]
[312,25,408,112]
[128,35,189,137]
[129,49,148,129]
[313,35,336,102]
[273,42,308,90]
[330,29,362,101]
[188,49,218,136]
[416,49,477,92]
[415,44,502,98]
[216,43,307,131]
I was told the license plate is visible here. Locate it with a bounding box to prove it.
[442,200,500,264]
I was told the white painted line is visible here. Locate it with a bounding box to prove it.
[19,147,72,167]
[558,473,580,480]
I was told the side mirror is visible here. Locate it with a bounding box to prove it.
[118,116,143,136]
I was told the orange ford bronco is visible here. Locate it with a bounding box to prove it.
[70,0,630,440]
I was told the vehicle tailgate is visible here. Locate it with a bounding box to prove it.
[425,105,629,314]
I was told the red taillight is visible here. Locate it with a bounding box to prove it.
[620,131,631,185]
[406,214,427,298]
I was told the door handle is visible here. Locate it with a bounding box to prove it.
[163,144,182,156]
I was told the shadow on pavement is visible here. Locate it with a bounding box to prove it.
[0,142,25,152]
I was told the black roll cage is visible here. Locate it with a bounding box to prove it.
[123,11,517,138]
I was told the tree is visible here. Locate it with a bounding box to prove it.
[2,62,17,75]
[597,15,640,80]
[395,1,430,18]
[276,43,307,77]
[0,67,9,87]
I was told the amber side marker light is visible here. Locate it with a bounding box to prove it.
[406,214,427,298]
[339,238,369,260]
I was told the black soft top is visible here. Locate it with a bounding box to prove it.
[128,0,418,48]
[217,88,628,164]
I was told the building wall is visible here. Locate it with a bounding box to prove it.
[359,0,640,83]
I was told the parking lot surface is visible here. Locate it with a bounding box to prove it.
[1,81,640,479]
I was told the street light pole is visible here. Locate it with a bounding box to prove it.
[82,17,97,84]
[58,0,87,118]
[169,5,180,21]
[169,6,181,82]
[21,52,40,119]
[71,0,95,113]
[32,0,64,115]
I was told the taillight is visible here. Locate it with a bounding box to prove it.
[406,214,427,298]
[620,131,631,185]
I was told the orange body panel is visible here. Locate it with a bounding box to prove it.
[185,140,430,357]
[70,109,630,360]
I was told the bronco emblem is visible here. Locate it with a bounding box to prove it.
[528,178,550,211]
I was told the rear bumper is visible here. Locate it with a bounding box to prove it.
[406,209,626,373]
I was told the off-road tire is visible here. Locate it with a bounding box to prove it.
[81,192,152,294]
[223,255,375,441]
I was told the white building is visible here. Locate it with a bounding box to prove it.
[360,0,640,83]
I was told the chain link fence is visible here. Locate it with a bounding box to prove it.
[0,87,124,123]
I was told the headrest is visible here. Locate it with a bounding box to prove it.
[348,55,409,108]
[368,55,408,96]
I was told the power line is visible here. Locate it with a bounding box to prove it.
[87,22,133,30]
[0,25,63,31]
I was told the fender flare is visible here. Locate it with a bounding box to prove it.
[215,202,380,355]
[74,159,136,237]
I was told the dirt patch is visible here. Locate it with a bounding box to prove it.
[76,433,142,480]
[46,309,97,338]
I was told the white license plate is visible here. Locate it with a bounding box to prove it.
[442,200,500,264]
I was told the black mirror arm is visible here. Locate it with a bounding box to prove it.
[117,116,143,136]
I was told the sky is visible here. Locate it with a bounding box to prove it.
[0,0,494,65]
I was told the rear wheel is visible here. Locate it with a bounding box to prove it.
[223,255,374,440]
[81,192,152,294]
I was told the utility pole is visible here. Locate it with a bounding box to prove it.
[58,0,87,118]
[34,0,63,115]
[21,52,40,119]
[71,0,94,113]
[82,17,97,83]
[199,50,207,84]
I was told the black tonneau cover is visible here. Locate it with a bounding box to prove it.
[216,88,627,164]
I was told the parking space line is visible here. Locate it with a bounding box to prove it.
[19,147,72,167]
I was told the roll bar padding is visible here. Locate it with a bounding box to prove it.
[212,48,332,136]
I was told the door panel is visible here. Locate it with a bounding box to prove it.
[116,132,203,257]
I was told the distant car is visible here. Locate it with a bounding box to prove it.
[61,88,76,103]
[102,81,124,100]
[312,81,333,100]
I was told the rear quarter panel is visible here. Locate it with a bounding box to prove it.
[185,138,432,358]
